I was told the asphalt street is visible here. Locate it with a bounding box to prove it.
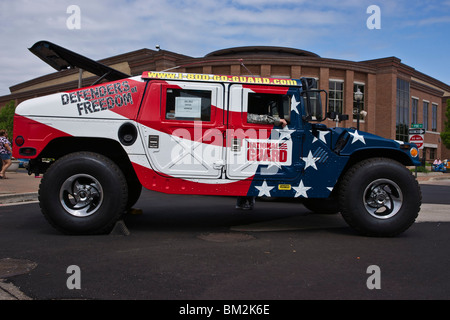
[1,180,450,304]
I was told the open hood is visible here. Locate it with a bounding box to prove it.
[29,40,130,84]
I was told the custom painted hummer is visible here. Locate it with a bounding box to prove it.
[13,41,421,236]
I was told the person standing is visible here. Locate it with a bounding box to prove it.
[0,129,12,179]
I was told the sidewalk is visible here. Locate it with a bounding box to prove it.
[0,169,41,205]
[414,171,450,184]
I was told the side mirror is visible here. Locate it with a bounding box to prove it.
[302,78,317,90]
[327,112,349,122]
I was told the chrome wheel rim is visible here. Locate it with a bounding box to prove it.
[59,174,103,217]
[363,178,403,219]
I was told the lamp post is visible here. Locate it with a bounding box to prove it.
[354,88,363,130]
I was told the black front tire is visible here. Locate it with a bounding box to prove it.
[39,152,128,235]
[339,158,421,237]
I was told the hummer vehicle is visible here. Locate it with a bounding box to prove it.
[13,41,421,236]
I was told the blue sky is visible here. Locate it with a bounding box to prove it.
[0,0,449,96]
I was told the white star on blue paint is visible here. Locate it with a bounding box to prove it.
[293,180,311,198]
[301,151,319,170]
[255,180,274,197]
[290,94,300,114]
[349,130,366,144]
[276,126,295,140]
[312,131,329,144]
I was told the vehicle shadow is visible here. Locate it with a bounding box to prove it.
[122,189,352,235]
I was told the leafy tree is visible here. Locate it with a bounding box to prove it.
[0,100,15,138]
[441,99,450,149]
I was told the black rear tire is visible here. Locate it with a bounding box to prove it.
[339,158,421,237]
[39,152,128,235]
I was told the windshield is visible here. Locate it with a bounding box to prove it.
[302,90,325,121]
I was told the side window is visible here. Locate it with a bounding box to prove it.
[247,93,291,124]
[165,88,212,121]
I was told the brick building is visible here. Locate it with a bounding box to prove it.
[1,45,449,161]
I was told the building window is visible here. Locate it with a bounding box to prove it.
[430,148,436,160]
[396,78,410,142]
[353,83,365,121]
[432,103,438,132]
[411,98,418,125]
[329,80,344,114]
[423,101,429,131]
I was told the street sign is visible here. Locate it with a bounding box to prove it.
[409,134,424,149]
[409,126,424,149]
[408,128,425,135]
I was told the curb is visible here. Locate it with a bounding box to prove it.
[0,192,39,205]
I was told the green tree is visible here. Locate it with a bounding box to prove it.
[0,100,15,138]
[441,99,450,149]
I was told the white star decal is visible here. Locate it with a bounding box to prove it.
[290,94,300,114]
[349,130,366,144]
[293,180,311,198]
[301,151,319,170]
[312,131,329,144]
[255,180,274,197]
[276,126,295,140]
